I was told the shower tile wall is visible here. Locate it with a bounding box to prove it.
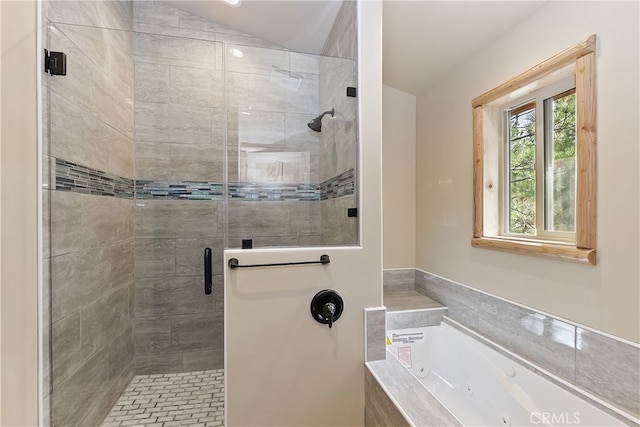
[226,42,324,247]
[132,3,224,374]
[320,1,359,246]
[131,1,323,374]
[44,1,135,426]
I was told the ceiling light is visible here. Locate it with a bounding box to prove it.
[224,0,242,7]
[229,48,244,58]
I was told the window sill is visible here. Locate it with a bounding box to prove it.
[471,237,597,266]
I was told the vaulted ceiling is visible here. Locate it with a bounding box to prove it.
[168,0,546,96]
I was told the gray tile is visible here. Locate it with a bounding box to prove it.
[95,0,133,31]
[109,325,134,378]
[225,45,289,76]
[383,269,416,291]
[134,61,170,103]
[135,276,217,318]
[321,0,357,59]
[135,353,183,375]
[366,356,461,427]
[57,23,108,74]
[365,309,386,362]
[319,119,357,183]
[169,67,223,108]
[135,200,218,238]
[285,112,322,152]
[321,60,357,130]
[109,239,134,288]
[133,22,219,42]
[134,238,176,278]
[50,91,108,173]
[175,238,225,277]
[387,308,447,330]
[106,125,134,179]
[170,143,224,182]
[50,192,84,256]
[417,271,480,329]
[298,234,322,246]
[51,246,110,322]
[576,329,640,416]
[290,52,321,75]
[133,1,180,27]
[290,201,321,237]
[211,275,225,312]
[83,195,134,245]
[171,312,224,352]
[477,295,576,380]
[384,290,443,311]
[52,350,111,427]
[227,200,291,237]
[135,141,171,181]
[133,32,217,70]
[226,236,300,249]
[229,109,286,148]
[92,65,134,139]
[320,196,358,246]
[134,317,172,356]
[106,34,135,98]
[51,311,82,388]
[45,1,102,27]
[183,349,224,371]
[135,102,213,145]
[227,71,318,115]
[365,368,411,427]
[81,286,129,360]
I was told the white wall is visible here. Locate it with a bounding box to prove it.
[382,85,416,268]
[416,1,639,342]
[0,0,40,424]
[225,2,383,425]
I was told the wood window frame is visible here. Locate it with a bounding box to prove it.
[471,35,597,265]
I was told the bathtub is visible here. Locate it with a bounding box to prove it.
[386,320,629,427]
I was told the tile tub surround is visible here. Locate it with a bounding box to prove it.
[365,308,387,362]
[384,268,640,421]
[365,352,462,427]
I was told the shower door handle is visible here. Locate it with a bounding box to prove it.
[204,248,212,295]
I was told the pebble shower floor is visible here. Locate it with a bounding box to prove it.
[101,369,224,427]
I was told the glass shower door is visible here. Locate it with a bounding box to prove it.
[45,21,225,426]
[224,44,358,248]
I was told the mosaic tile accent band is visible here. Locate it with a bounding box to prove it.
[135,180,224,200]
[55,159,353,202]
[136,180,320,201]
[320,168,355,200]
[55,158,135,199]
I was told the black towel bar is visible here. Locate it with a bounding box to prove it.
[228,254,330,269]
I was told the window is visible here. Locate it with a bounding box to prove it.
[472,35,597,265]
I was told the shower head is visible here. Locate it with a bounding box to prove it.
[307,108,335,132]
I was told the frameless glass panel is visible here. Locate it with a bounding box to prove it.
[46,21,224,426]
[507,102,536,235]
[544,89,576,232]
[225,44,358,248]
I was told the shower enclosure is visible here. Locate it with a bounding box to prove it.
[42,1,358,425]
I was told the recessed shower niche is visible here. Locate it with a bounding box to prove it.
[42,0,358,425]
